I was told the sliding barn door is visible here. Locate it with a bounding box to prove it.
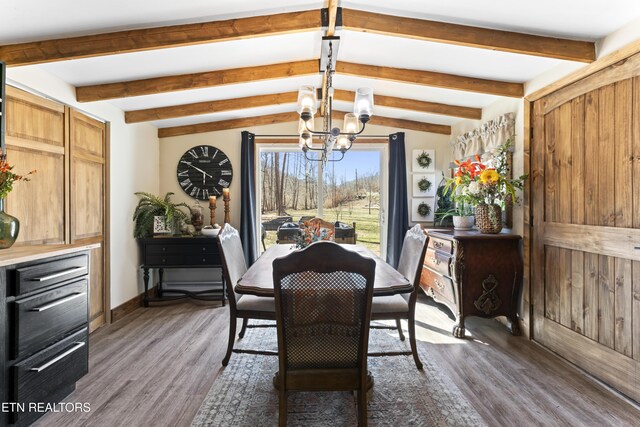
[531,53,640,401]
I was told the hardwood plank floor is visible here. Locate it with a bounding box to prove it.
[34,295,640,426]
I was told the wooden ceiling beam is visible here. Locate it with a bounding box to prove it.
[0,10,322,66]
[126,88,479,123]
[76,60,318,102]
[159,109,451,138]
[342,8,595,63]
[158,112,300,138]
[332,89,481,119]
[125,92,299,123]
[337,61,524,98]
[326,1,340,37]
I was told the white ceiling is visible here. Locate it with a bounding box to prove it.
[3,1,640,133]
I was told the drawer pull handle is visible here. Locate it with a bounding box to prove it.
[431,257,441,265]
[30,292,86,312]
[29,342,85,373]
[434,280,444,290]
[31,266,86,282]
[434,241,443,248]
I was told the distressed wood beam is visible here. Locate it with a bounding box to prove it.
[158,112,300,138]
[76,60,318,102]
[326,1,340,37]
[125,92,299,123]
[342,8,595,63]
[0,10,322,66]
[337,61,524,98]
[332,89,481,119]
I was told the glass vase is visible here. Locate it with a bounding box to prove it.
[0,199,20,249]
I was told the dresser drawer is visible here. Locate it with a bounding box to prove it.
[13,279,88,360]
[182,254,220,266]
[146,254,183,266]
[428,235,453,254]
[147,244,182,255]
[420,267,455,305]
[424,248,451,276]
[183,243,218,255]
[11,328,89,425]
[16,254,88,296]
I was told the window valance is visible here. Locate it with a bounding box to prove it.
[450,112,515,162]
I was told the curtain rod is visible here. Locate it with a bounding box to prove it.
[254,134,390,138]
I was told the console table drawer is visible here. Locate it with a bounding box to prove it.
[424,248,451,276]
[183,254,219,265]
[12,328,88,425]
[420,267,455,305]
[16,254,88,296]
[14,279,88,360]
[428,236,453,254]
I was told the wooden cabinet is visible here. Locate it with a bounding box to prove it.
[0,246,94,426]
[138,237,225,306]
[421,230,523,338]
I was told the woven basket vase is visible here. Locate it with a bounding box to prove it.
[475,204,502,234]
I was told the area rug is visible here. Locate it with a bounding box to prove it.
[192,323,486,426]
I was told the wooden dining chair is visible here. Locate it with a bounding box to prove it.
[217,224,276,366]
[370,224,428,370]
[272,241,376,427]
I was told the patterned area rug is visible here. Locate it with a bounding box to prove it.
[192,323,486,426]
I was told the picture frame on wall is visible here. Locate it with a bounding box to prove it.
[411,197,435,222]
[412,173,437,197]
[412,149,435,172]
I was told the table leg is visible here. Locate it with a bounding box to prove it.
[506,316,521,336]
[158,268,164,298]
[143,267,150,307]
[221,275,226,306]
[452,315,465,338]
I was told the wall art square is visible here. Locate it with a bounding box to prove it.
[412,173,436,197]
[411,197,435,222]
[412,149,435,172]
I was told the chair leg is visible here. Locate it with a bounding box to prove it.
[395,319,405,341]
[222,316,237,367]
[357,387,368,427]
[408,314,423,370]
[238,318,249,339]
[278,389,287,427]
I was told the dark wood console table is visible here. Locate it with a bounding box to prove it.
[138,237,225,306]
[420,230,523,338]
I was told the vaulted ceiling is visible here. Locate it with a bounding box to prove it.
[2,0,640,137]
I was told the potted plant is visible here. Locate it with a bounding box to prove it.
[133,192,189,238]
[445,139,527,233]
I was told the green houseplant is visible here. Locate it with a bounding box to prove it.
[133,192,189,238]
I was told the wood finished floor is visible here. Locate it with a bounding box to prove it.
[34,294,640,427]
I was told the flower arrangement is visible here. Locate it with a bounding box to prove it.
[0,150,36,199]
[416,151,432,168]
[295,220,334,249]
[445,139,527,209]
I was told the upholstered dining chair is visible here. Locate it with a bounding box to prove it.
[272,241,376,427]
[370,224,428,370]
[217,224,276,366]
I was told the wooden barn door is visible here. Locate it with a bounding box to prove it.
[531,53,640,401]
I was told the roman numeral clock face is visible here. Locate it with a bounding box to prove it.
[176,145,233,200]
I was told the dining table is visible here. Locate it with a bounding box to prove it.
[235,243,412,297]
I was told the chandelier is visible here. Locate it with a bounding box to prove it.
[296,37,374,163]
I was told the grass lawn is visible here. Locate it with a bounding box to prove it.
[261,207,381,254]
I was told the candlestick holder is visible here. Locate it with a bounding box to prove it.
[209,196,217,226]
[223,189,231,224]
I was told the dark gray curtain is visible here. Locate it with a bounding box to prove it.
[386,132,409,268]
[240,131,258,265]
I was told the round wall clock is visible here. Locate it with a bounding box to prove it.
[176,145,233,200]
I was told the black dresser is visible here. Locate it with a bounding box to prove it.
[1,245,95,426]
[138,236,225,306]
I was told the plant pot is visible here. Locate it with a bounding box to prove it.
[453,215,474,231]
[0,199,20,249]
[475,204,502,234]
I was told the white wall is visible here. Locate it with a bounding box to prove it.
[6,66,160,309]
[158,121,452,233]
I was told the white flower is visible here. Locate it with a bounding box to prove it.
[468,181,479,194]
[455,185,464,196]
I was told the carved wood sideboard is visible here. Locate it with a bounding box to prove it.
[420,230,523,338]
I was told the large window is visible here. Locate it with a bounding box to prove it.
[259,146,385,255]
